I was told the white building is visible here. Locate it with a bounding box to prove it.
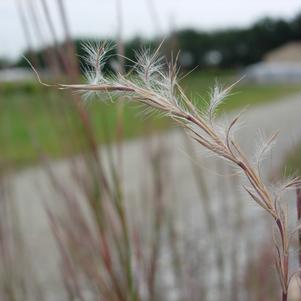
[0,68,35,82]
[245,42,301,83]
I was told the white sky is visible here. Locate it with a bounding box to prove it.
[1,0,301,59]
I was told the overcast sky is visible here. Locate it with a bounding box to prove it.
[1,0,301,60]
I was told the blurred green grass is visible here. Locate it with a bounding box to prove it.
[282,144,301,177]
[1,71,301,167]
[182,71,301,111]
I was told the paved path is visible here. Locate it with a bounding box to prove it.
[6,93,301,301]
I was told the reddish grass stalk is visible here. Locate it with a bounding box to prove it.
[296,188,301,298]
[57,0,80,78]
[26,0,61,75]
[40,0,76,77]
[115,0,125,75]
[297,188,301,265]
[16,0,39,68]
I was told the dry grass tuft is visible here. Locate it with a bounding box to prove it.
[31,42,301,301]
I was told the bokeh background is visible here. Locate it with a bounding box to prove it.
[1,1,301,300]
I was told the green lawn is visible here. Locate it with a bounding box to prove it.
[182,71,301,111]
[282,144,301,177]
[1,71,301,167]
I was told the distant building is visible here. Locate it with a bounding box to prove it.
[245,42,301,83]
[0,68,35,82]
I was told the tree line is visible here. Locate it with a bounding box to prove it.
[17,13,301,71]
